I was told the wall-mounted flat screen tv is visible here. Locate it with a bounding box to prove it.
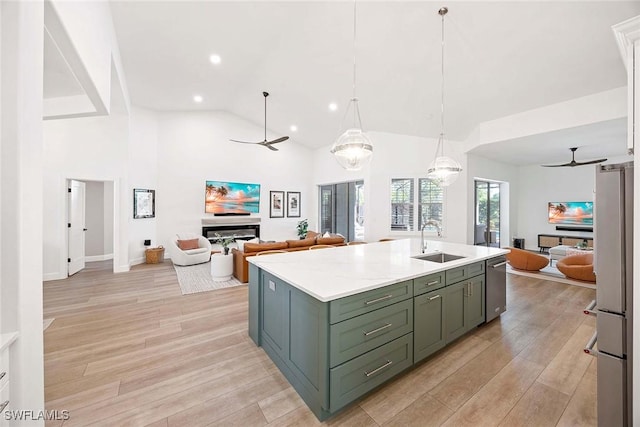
[205,180,261,214]
[548,201,593,225]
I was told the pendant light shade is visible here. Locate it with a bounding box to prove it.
[427,6,461,187]
[426,133,462,186]
[331,0,373,171]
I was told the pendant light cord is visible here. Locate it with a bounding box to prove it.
[340,0,364,131]
[439,7,447,157]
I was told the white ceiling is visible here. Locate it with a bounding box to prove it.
[100,1,640,162]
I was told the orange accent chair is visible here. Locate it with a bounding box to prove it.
[505,247,549,271]
[556,253,596,283]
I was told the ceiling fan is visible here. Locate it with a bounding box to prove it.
[230,91,289,151]
[541,147,607,167]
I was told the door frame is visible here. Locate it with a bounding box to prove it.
[63,177,120,277]
[473,179,502,247]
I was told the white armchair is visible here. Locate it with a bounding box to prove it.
[169,235,211,266]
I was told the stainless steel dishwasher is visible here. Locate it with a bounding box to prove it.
[485,255,507,322]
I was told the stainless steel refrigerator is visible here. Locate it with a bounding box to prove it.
[587,161,633,426]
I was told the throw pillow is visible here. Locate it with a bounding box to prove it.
[287,237,316,248]
[177,232,199,240]
[244,242,288,253]
[316,236,345,245]
[236,238,259,252]
[323,231,331,238]
[177,238,199,250]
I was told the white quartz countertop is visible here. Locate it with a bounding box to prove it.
[248,238,509,302]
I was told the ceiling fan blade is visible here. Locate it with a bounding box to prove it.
[574,158,608,166]
[259,142,278,151]
[230,139,259,145]
[266,136,289,145]
[541,163,572,168]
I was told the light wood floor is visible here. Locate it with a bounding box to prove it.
[44,260,597,426]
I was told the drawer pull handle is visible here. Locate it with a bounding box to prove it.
[363,323,392,336]
[583,331,598,357]
[0,400,8,412]
[0,372,6,381]
[364,360,393,377]
[428,294,441,301]
[365,294,393,306]
[583,299,597,316]
[426,280,440,286]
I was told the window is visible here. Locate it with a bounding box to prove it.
[390,178,444,232]
[319,180,364,241]
[390,179,413,231]
[418,178,443,231]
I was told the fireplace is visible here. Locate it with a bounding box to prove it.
[201,218,261,242]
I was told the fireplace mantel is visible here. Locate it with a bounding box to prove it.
[201,217,261,225]
[201,217,261,241]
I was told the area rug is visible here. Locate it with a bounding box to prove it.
[507,264,596,289]
[173,262,245,295]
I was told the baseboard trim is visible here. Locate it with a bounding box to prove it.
[129,257,145,267]
[85,254,114,262]
[43,272,66,282]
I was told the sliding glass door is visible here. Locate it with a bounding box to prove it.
[319,180,364,242]
[474,180,500,247]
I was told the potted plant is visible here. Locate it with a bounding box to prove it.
[296,219,309,240]
[213,233,235,255]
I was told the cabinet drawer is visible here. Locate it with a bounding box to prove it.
[329,280,413,324]
[330,299,413,367]
[413,272,445,296]
[330,333,413,412]
[445,261,485,285]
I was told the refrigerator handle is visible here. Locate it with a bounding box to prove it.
[583,299,597,316]
[583,331,599,357]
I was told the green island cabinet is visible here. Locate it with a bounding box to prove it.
[248,260,487,421]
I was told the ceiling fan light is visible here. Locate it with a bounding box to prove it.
[330,128,373,171]
[426,155,462,186]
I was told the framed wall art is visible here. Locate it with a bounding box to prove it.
[270,191,284,218]
[287,192,301,217]
[133,188,155,219]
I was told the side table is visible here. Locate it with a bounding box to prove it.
[211,253,233,281]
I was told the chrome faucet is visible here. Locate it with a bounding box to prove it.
[421,219,443,253]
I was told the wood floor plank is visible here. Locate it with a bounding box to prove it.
[556,370,597,427]
[44,260,597,427]
[428,324,543,411]
[536,324,595,395]
[498,381,571,427]
[440,356,544,426]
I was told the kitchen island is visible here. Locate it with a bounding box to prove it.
[248,238,508,420]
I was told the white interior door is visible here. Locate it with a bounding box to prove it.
[68,180,86,276]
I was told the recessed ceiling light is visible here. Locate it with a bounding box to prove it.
[209,54,221,65]
[290,125,298,132]
[193,95,203,103]
[329,103,338,111]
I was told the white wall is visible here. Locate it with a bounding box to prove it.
[516,154,632,251]
[128,107,158,265]
[466,87,627,151]
[312,131,467,243]
[466,154,520,246]
[43,113,129,279]
[1,0,45,419]
[85,181,105,257]
[83,180,114,260]
[155,111,315,252]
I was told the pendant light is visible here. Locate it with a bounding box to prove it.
[330,0,373,171]
[426,6,462,187]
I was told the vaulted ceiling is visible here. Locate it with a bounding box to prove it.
[98,2,640,164]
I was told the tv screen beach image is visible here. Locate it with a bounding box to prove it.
[205,181,261,214]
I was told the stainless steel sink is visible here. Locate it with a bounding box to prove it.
[413,252,466,263]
